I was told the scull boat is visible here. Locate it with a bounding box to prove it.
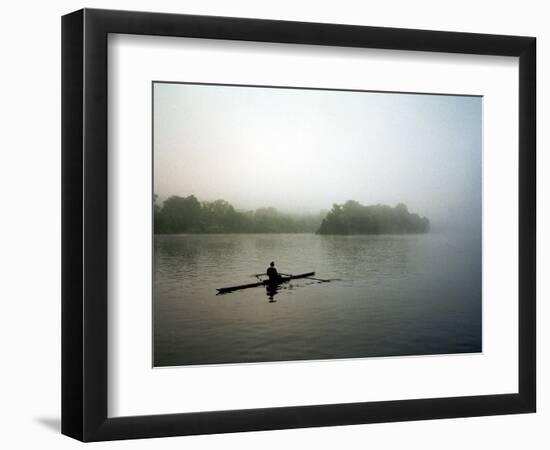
[216,272,315,294]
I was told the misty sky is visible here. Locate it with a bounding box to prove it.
[153,82,481,228]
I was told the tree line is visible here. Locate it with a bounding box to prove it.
[317,200,429,234]
[154,195,322,234]
[154,195,429,235]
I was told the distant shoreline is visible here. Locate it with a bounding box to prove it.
[154,194,429,235]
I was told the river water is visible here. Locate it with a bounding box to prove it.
[154,233,481,366]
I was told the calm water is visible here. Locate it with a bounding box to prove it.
[154,233,481,366]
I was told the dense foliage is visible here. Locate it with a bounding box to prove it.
[316,201,429,235]
[154,195,322,233]
[154,195,429,235]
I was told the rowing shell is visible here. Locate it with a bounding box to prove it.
[216,272,315,294]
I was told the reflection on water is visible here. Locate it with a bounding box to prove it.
[265,283,279,303]
[154,233,481,366]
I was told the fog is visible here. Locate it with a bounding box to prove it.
[153,82,481,230]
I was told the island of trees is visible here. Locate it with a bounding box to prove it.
[154,195,429,235]
[316,200,429,234]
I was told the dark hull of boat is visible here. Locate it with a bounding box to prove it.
[217,272,315,294]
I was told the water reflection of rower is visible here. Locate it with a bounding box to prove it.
[266,283,279,302]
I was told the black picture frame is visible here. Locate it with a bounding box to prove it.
[62,8,536,442]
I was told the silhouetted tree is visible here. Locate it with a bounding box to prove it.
[161,195,203,233]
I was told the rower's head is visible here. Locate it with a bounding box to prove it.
[270,261,275,267]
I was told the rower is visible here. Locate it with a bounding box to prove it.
[266,261,280,282]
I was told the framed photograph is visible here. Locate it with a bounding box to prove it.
[62,8,536,441]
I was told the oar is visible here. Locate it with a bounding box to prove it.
[305,276,343,283]
[252,272,293,278]
[305,276,331,282]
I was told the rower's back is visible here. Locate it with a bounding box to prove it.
[266,262,279,281]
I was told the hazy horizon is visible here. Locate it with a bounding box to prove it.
[153,82,481,230]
